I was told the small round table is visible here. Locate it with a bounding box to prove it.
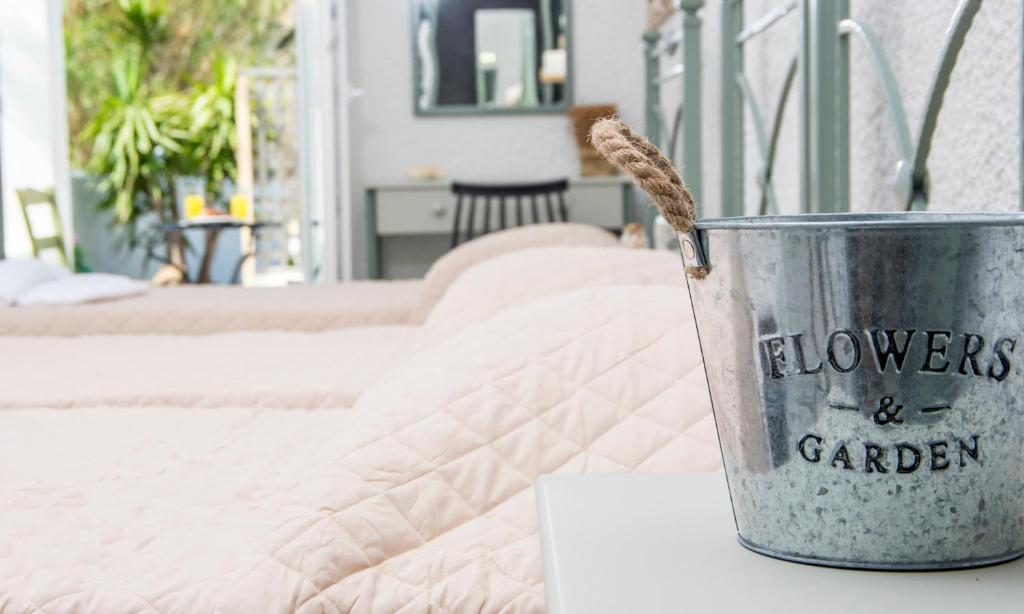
[160,219,281,284]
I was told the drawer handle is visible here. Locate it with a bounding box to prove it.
[431,203,446,218]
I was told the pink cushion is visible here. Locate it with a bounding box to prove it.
[413,223,619,322]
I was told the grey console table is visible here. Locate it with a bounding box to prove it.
[365,177,635,279]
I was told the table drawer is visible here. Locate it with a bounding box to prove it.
[376,190,454,235]
[565,184,626,228]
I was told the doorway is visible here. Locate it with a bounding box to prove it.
[0,0,349,283]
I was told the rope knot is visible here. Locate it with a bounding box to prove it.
[589,117,707,278]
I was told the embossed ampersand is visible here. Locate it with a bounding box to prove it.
[873,396,904,425]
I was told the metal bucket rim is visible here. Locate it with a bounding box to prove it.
[693,211,1024,231]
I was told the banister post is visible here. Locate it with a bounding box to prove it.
[643,31,662,149]
[720,0,744,217]
[799,0,850,213]
[680,0,704,213]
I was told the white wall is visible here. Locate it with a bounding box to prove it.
[0,0,71,258]
[346,0,647,277]
[846,0,1020,213]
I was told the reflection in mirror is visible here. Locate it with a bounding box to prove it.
[475,9,537,108]
[412,0,571,115]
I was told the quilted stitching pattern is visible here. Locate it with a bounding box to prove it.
[418,247,686,349]
[413,224,620,322]
[0,326,418,410]
[0,285,719,613]
[0,281,423,336]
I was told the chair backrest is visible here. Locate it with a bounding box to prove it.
[449,178,570,248]
[16,188,67,266]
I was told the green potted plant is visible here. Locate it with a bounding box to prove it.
[66,0,292,277]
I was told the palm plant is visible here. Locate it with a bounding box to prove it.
[186,56,241,199]
[78,9,243,266]
[69,0,292,271]
[84,54,185,226]
[83,53,191,266]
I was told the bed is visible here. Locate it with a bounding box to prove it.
[0,325,419,410]
[0,247,685,412]
[0,284,719,613]
[0,223,619,336]
[0,282,423,336]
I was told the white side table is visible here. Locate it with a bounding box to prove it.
[536,473,1024,614]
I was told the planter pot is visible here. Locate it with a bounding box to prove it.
[679,212,1024,570]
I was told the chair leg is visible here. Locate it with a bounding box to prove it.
[451,194,464,247]
[515,196,524,226]
[467,195,477,241]
[530,195,540,223]
[499,196,507,229]
[483,195,492,234]
[557,192,568,222]
[544,193,555,222]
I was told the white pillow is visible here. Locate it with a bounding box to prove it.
[16,273,148,306]
[0,259,71,306]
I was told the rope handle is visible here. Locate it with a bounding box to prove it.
[590,117,707,278]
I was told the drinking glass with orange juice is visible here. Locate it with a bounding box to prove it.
[183,194,205,220]
[178,176,207,220]
[230,194,251,220]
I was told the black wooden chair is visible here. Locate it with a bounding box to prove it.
[450,179,570,248]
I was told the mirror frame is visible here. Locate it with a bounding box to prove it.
[410,0,574,116]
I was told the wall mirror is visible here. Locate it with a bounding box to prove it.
[411,0,572,115]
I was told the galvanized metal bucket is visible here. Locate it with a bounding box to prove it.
[589,118,1024,570]
[678,212,1024,570]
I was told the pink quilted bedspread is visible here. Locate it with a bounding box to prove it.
[0,326,418,410]
[0,281,423,336]
[0,285,718,613]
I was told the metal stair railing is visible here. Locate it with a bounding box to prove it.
[720,0,849,216]
[643,0,705,213]
[646,0,1009,218]
[838,0,982,211]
